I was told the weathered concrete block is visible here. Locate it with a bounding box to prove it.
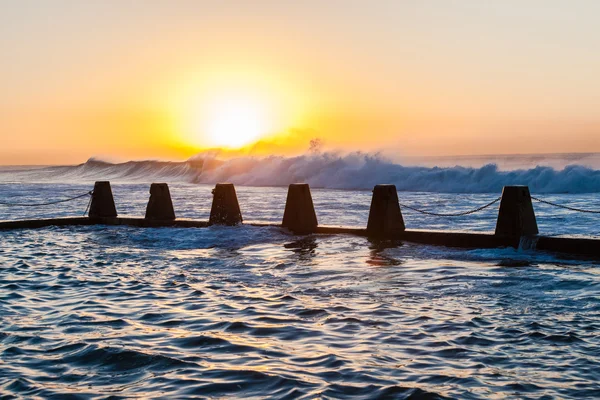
[282,183,318,234]
[367,184,405,237]
[89,181,117,218]
[145,183,176,220]
[495,185,538,237]
[209,183,242,225]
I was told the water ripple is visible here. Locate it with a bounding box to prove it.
[0,222,599,398]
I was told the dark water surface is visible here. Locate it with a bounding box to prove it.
[1,184,600,398]
[1,224,599,399]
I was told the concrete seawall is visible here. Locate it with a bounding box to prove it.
[1,181,598,259]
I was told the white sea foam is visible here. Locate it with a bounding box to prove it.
[2,152,600,193]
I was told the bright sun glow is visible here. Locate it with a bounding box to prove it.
[172,69,310,151]
[204,97,271,148]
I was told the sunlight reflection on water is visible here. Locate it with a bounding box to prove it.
[0,184,599,398]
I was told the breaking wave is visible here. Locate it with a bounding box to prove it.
[2,153,600,193]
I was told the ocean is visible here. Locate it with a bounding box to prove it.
[0,153,599,398]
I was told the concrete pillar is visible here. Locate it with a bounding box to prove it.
[145,183,176,220]
[209,183,242,225]
[282,183,318,234]
[367,184,405,237]
[495,185,538,237]
[89,181,117,218]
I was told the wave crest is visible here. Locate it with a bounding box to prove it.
[2,152,600,193]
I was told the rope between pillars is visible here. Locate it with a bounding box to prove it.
[83,192,94,216]
[0,191,93,207]
[531,196,600,214]
[399,196,502,217]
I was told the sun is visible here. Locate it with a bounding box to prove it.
[204,96,270,148]
[171,70,310,151]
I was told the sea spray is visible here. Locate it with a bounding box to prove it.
[2,152,600,193]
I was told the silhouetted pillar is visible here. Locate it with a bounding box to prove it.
[282,183,318,234]
[209,183,242,225]
[367,184,405,237]
[145,183,176,220]
[89,181,117,218]
[495,185,538,237]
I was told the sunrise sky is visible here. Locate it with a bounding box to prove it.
[1,0,599,165]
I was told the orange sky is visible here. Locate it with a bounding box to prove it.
[1,1,599,165]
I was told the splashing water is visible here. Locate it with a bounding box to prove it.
[0,159,599,398]
[3,152,600,193]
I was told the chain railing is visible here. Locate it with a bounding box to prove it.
[0,190,94,216]
[398,196,502,217]
[1,188,598,220]
[400,195,600,217]
[531,196,600,214]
